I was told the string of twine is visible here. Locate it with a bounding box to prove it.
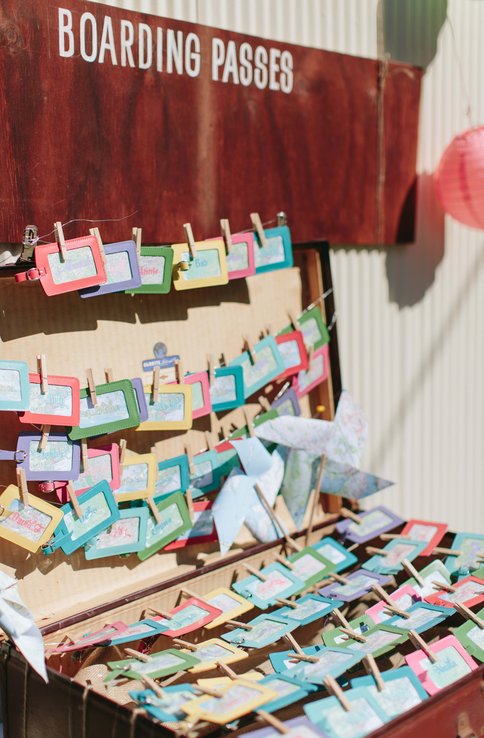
[30,214,280,247]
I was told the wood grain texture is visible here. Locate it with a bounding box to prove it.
[0,0,421,245]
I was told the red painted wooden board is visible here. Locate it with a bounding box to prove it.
[0,1,422,245]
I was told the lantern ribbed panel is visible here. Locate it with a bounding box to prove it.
[435,127,484,229]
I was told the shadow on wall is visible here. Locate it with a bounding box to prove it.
[380,0,448,69]
[386,173,445,308]
[375,232,484,471]
[379,0,449,306]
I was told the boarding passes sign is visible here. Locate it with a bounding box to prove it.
[0,1,422,244]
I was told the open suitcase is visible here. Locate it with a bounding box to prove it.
[0,242,482,738]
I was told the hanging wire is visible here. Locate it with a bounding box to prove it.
[35,211,139,244]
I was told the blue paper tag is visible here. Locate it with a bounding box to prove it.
[142,355,180,372]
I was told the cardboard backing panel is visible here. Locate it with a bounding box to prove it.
[0,246,337,624]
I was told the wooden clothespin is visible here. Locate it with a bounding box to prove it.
[408,630,437,663]
[331,609,367,642]
[16,467,29,507]
[216,661,237,679]
[242,563,268,581]
[454,602,484,628]
[147,496,162,525]
[243,407,255,438]
[185,488,194,521]
[306,454,326,545]
[145,606,173,621]
[132,227,142,259]
[160,671,185,688]
[193,685,222,698]
[253,483,301,552]
[243,335,257,365]
[276,554,293,570]
[37,354,48,395]
[151,366,160,404]
[307,344,314,364]
[89,227,106,268]
[220,218,232,254]
[401,558,425,586]
[256,711,290,734]
[332,608,350,628]
[338,626,367,643]
[284,633,319,663]
[287,311,299,330]
[104,368,114,384]
[173,638,198,652]
[276,597,298,609]
[329,572,351,585]
[205,431,214,452]
[124,648,150,662]
[183,223,196,261]
[432,580,456,593]
[175,360,184,385]
[324,675,351,711]
[184,442,195,477]
[340,507,363,525]
[38,425,51,451]
[81,439,89,472]
[141,675,165,699]
[179,587,200,600]
[67,481,83,519]
[54,221,67,261]
[372,583,410,619]
[434,546,462,556]
[225,620,253,631]
[207,354,214,386]
[119,438,127,465]
[363,654,385,692]
[365,546,390,556]
[250,212,268,248]
[258,395,272,413]
[380,533,410,541]
[86,369,97,406]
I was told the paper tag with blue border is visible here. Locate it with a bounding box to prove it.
[229,336,285,399]
[209,365,245,412]
[254,225,293,274]
[0,361,30,411]
[84,507,149,559]
[55,480,120,555]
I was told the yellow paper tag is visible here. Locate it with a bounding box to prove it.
[115,453,157,503]
[172,239,228,291]
[0,484,63,553]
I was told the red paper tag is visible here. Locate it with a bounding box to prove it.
[16,234,106,295]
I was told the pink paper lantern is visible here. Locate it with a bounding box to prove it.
[435,126,484,229]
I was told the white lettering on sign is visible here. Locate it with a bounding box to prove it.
[57,8,294,94]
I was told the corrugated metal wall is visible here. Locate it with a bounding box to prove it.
[90,0,484,533]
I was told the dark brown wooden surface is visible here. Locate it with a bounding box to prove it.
[0,0,421,245]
